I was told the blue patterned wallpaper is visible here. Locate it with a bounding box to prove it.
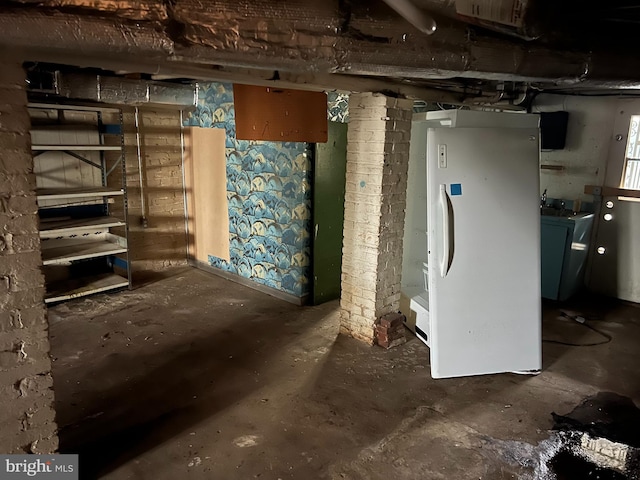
[185,83,312,297]
[327,92,349,123]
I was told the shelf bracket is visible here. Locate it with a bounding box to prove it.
[106,155,123,177]
[62,150,102,169]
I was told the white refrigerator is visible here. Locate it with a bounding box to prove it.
[410,110,542,379]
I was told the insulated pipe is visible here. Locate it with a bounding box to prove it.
[381,0,437,34]
[512,89,529,106]
[7,6,640,88]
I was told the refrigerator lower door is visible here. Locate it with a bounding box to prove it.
[427,127,542,379]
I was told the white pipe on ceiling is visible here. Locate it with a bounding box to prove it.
[381,0,437,34]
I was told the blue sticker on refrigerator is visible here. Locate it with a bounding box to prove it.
[450,183,462,196]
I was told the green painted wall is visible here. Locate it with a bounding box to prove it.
[312,122,348,304]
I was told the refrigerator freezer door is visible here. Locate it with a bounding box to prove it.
[427,127,542,379]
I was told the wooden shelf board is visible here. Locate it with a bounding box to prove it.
[42,238,127,265]
[37,187,124,200]
[32,144,121,151]
[39,216,125,237]
[45,273,129,304]
[584,185,640,199]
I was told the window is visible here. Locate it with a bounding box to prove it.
[622,115,640,189]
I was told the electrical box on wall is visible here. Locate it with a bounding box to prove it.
[233,84,328,143]
[540,111,569,150]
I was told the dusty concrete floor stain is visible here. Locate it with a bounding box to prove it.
[47,267,640,479]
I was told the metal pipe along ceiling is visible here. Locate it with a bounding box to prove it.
[380,0,437,34]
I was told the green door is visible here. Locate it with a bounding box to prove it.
[312,121,348,304]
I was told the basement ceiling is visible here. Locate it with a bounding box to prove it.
[5,0,640,103]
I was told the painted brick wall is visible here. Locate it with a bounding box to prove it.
[185,83,312,298]
[0,62,58,453]
[107,108,188,277]
[340,93,413,343]
[533,95,617,202]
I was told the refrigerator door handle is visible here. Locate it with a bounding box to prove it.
[439,184,452,277]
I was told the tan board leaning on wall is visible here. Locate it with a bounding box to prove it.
[183,127,230,263]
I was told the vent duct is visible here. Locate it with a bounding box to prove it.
[36,72,199,108]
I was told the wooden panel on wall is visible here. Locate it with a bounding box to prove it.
[233,84,328,143]
[183,127,230,263]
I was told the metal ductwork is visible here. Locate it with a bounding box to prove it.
[51,72,198,108]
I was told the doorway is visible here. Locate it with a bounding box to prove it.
[312,121,348,304]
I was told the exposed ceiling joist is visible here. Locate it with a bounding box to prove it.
[3,1,640,93]
[24,52,467,103]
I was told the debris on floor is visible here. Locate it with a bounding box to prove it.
[483,393,640,480]
[375,312,407,349]
[550,392,640,479]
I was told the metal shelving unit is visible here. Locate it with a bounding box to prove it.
[44,273,130,304]
[41,235,128,265]
[39,216,127,237]
[32,144,123,151]
[36,186,124,201]
[29,103,132,304]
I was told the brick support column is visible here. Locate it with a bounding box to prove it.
[0,62,58,453]
[340,93,413,343]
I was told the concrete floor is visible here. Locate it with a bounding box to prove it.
[48,267,640,479]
